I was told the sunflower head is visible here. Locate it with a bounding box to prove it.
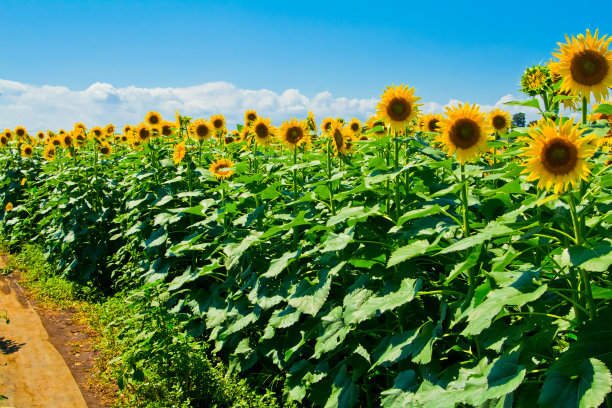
[209,157,235,180]
[347,118,362,137]
[307,111,318,134]
[279,118,310,150]
[437,103,490,164]
[160,121,176,138]
[330,122,352,156]
[591,98,612,122]
[5,202,12,212]
[365,115,387,139]
[376,84,422,131]
[520,65,552,96]
[487,108,512,134]
[552,29,612,103]
[15,126,27,139]
[21,144,34,157]
[421,113,443,133]
[0,135,9,147]
[244,110,258,125]
[173,142,186,165]
[90,126,103,139]
[35,131,45,140]
[134,123,151,142]
[74,131,86,146]
[252,117,276,146]
[320,117,336,136]
[3,129,12,140]
[99,142,112,156]
[520,117,596,194]
[145,111,162,126]
[210,114,226,133]
[105,124,115,135]
[74,122,87,132]
[62,133,73,148]
[189,119,212,142]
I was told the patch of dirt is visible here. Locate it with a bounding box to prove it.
[0,263,117,407]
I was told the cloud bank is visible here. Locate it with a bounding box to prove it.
[0,79,540,132]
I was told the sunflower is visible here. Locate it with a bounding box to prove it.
[591,98,612,122]
[520,65,552,96]
[251,117,276,146]
[209,157,235,180]
[347,118,362,138]
[103,124,114,135]
[437,103,490,164]
[240,126,251,142]
[50,136,62,147]
[74,131,86,146]
[145,111,162,126]
[90,126,103,139]
[553,29,612,103]
[244,110,258,125]
[307,111,318,134]
[160,121,176,138]
[330,122,351,156]
[189,119,212,142]
[520,117,596,194]
[14,126,27,139]
[320,117,335,136]
[0,135,9,147]
[279,118,310,149]
[421,113,443,133]
[134,123,152,142]
[21,144,34,157]
[210,114,226,134]
[487,108,512,135]
[62,133,73,148]
[173,142,186,165]
[5,202,12,212]
[376,84,422,131]
[99,142,112,156]
[3,129,12,140]
[36,131,45,140]
[365,115,387,139]
[74,122,87,132]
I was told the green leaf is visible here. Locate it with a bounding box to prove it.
[288,262,345,316]
[223,231,263,269]
[314,306,350,358]
[324,364,358,408]
[326,205,380,227]
[323,227,355,252]
[444,244,482,285]
[397,205,443,226]
[370,326,422,368]
[380,371,419,408]
[440,221,514,254]
[145,226,168,252]
[388,240,433,267]
[594,103,612,114]
[504,99,541,110]
[560,244,612,272]
[539,359,612,408]
[262,250,298,278]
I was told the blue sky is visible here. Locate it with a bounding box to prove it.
[1,0,611,129]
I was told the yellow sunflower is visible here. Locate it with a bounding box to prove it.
[160,121,176,138]
[134,123,152,142]
[36,131,45,140]
[62,133,73,148]
[279,118,310,150]
[244,110,258,125]
[437,103,490,164]
[240,126,251,142]
[330,122,351,156]
[487,108,512,134]
[209,157,235,180]
[74,131,86,146]
[50,137,62,147]
[21,144,34,157]
[376,84,422,131]
[365,115,387,139]
[173,142,186,165]
[74,122,87,132]
[5,202,13,212]
[90,126,103,139]
[3,129,12,140]
[99,142,112,156]
[145,111,163,126]
[553,29,612,103]
[347,118,362,138]
[43,145,55,161]
[591,98,612,122]
[520,65,552,96]
[210,114,226,134]
[520,117,596,194]
[189,119,212,142]
[307,111,318,134]
[14,126,27,139]
[105,124,115,135]
[421,113,443,133]
[251,117,276,146]
[320,117,336,136]
[0,135,9,147]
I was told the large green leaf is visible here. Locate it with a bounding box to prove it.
[440,221,514,254]
[223,231,263,269]
[288,262,345,316]
[324,364,358,408]
[387,240,433,267]
[262,250,299,278]
[314,306,350,358]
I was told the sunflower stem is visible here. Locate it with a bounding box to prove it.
[326,138,335,215]
[460,164,470,237]
[394,134,401,220]
[582,96,588,125]
[292,146,299,274]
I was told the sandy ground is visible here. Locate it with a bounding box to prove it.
[0,274,89,407]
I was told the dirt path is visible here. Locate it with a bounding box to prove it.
[0,274,95,408]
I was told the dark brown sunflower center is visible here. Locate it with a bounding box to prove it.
[350,123,360,132]
[542,138,578,175]
[101,146,110,155]
[162,126,172,136]
[492,115,507,130]
[427,119,439,132]
[94,130,101,136]
[24,147,32,155]
[16,129,25,137]
[0,136,7,144]
[225,136,235,144]
[255,124,269,139]
[139,128,150,140]
[324,122,332,131]
[247,113,257,122]
[449,118,480,149]
[286,127,303,144]
[570,50,609,86]
[64,136,72,145]
[386,98,411,121]
[149,115,160,125]
[333,129,344,148]
[196,125,209,138]
[213,119,224,129]
[52,139,61,146]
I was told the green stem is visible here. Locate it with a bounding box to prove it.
[292,146,299,273]
[460,164,470,236]
[394,135,400,220]
[582,96,588,125]
[326,138,335,215]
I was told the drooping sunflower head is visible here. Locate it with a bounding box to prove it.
[279,118,310,150]
[209,157,235,180]
[376,84,422,131]
[252,117,276,146]
[330,122,351,156]
[134,123,151,142]
[173,142,186,165]
[21,144,34,157]
[520,117,596,194]
[437,103,490,164]
[160,121,176,138]
[189,119,212,142]
[15,126,27,139]
[421,113,444,133]
[244,110,258,125]
[347,118,362,137]
[487,108,512,134]
[520,65,552,96]
[145,111,162,126]
[240,126,251,142]
[552,29,612,103]
[307,111,318,134]
[365,115,387,139]
[105,124,115,135]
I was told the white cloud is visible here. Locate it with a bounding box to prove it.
[0,79,546,131]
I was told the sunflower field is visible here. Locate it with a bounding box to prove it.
[2,29,612,408]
